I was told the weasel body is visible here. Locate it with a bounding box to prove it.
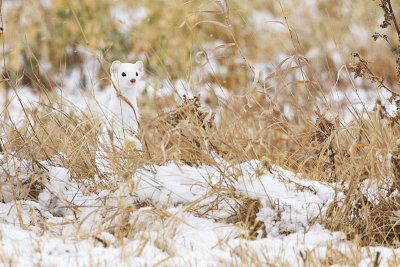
[105,60,144,150]
[96,60,144,172]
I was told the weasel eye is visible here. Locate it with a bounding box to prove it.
[136,72,138,77]
[121,72,126,77]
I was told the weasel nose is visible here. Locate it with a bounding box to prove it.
[130,79,136,84]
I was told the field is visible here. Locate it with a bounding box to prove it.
[1,0,400,266]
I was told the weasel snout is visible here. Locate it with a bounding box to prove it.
[130,78,136,84]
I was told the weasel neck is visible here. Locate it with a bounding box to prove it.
[118,88,139,113]
[109,86,140,133]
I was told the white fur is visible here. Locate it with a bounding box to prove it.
[107,60,143,149]
[96,60,144,173]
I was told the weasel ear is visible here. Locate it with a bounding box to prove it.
[136,61,143,72]
[110,60,121,74]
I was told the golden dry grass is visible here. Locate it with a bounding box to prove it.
[1,0,400,264]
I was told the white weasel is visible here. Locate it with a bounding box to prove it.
[96,60,144,172]
[107,60,143,150]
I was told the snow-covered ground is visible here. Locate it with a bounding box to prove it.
[0,150,399,266]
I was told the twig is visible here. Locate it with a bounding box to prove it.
[0,0,5,71]
[350,52,400,96]
[372,251,381,267]
[0,0,9,114]
[112,81,152,159]
[387,0,400,42]
[69,4,89,46]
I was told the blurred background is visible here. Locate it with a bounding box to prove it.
[1,0,396,94]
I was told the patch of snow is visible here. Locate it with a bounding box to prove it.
[250,11,286,33]
[0,154,399,265]
[111,6,148,33]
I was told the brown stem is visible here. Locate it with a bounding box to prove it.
[388,0,400,42]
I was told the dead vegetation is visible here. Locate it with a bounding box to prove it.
[145,95,217,166]
[3,103,98,179]
[1,0,400,264]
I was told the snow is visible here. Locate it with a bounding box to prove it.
[1,151,399,266]
[0,87,39,126]
[110,6,148,33]
[250,11,286,33]
[134,160,336,234]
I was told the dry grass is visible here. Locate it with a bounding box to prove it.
[3,101,98,179]
[1,0,400,265]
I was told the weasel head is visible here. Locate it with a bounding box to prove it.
[110,60,144,94]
